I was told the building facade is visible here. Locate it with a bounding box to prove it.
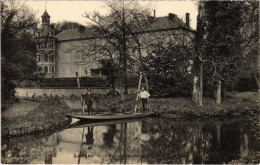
[35,11,57,78]
[36,11,195,78]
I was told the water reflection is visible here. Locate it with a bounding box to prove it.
[1,117,254,164]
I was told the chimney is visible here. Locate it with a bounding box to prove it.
[185,13,190,27]
[168,13,176,21]
[153,10,156,18]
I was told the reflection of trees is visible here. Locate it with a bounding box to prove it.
[142,118,249,164]
[103,125,117,147]
[2,133,57,164]
[217,121,242,163]
[2,117,253,164]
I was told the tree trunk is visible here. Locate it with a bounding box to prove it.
[144,74,149,92]
[216,79,221,104]
[199,63,203,106]
[255,53,260,91]
[193,75,199,103]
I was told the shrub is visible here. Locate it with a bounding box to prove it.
[144,42,194,97]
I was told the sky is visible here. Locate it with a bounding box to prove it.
[25,1,198,30]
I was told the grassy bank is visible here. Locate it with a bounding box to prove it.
[1,98,72,137]
[94,92,259,117]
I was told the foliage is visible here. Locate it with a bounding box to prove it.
[239,1,259,89]
[196,1,259,95]
[99,59,118,92]
[144,42,194,97]
[196,1,245,96]
[94,92,259,117]
[1,2,38,101]
[53,21,84,35]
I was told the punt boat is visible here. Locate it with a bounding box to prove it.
[66,112,153,121]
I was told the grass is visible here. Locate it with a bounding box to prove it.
[94,92,259,117]
[2,91,258,136]
[1,98,72,132]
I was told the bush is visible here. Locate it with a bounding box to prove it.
[144,43,194,97]
[235,77,258,92]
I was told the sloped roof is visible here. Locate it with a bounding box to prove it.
[55,14,193,42]
[147,15,191,31]
[56,27,97,41]
[42,11,50,17]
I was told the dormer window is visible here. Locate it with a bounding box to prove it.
[50,31,54,36]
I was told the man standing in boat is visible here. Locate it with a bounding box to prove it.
[83,88,94,115]
[138,87,150,112]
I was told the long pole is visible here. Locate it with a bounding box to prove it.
[76,72,84,114]
[199,63,203,106]
[134,73,143,113]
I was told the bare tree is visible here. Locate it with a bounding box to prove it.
[72,1,152,94]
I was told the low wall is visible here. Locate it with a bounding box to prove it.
[15,87,137,98]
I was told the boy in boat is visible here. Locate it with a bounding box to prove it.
[138,87,150,112]
[83,88,94,115]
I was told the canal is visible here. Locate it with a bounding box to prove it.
[1,116,255,164]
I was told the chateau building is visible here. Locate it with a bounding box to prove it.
[35,10,194,78]
[35,11,57,78]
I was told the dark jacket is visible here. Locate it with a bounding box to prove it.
[83,92,93,105]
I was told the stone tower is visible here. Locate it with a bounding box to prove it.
[35,10,57,78]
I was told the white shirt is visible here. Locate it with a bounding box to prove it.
[139,91,150,99]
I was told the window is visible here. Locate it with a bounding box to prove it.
[51,43,54,49]
[51,55,55,62]
[44,55,48,62]
[52,75,55,78]
[38,55,41,62]
[44,67,48,73]
[51,66,55,73]
[45,43,47,48]
[38,32,41,37]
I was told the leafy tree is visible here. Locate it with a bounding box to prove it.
[99,59,120,96]
[144,42,194,97]
[1,2,37,101]
[196,1,245,104]
[239,1,259,90]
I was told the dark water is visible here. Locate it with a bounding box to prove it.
[1,117,254,164]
